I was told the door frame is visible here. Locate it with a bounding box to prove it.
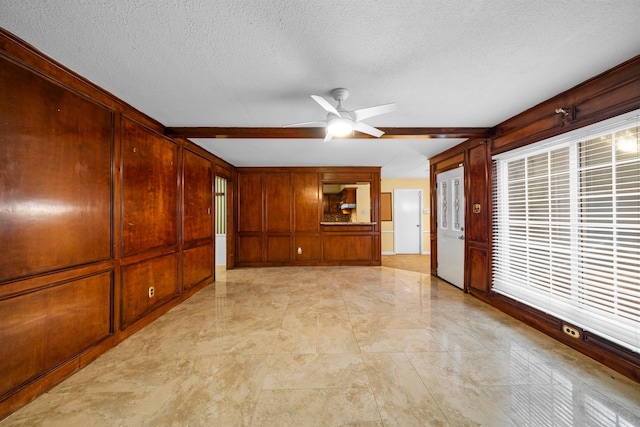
[214,172,235,270]
[435,166,465,289]
[393,188,422,254]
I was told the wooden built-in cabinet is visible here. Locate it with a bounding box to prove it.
[235,167,380,267]
[340,188,356,204]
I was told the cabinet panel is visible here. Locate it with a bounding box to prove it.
[467,142,489,244]
[323,194,341,214]
[265,173,291,232]
[237,173,263,232]
[121,253,179,328]
[237,235,263,263]
[183,244,213,290]
[121,118,179,256]
[267,235,291,262]
[183,149,213,243]
[0,57,112,282]
[295,235,319,261]
[467,246,489,294]
[293,172,320,232]
[341,188,356,204]
[322,235,373,261]
[0,272,112,398]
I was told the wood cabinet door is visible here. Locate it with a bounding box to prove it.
[343,188,356,204]
[121,118,179,256]
[183,149,213,243]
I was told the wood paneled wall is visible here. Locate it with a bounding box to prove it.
[0,30,233,419]
[235,167,381,267]
[429,55,640,381]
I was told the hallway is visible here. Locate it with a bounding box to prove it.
[3,264,639,426]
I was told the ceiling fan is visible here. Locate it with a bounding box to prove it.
[284,88,397,143]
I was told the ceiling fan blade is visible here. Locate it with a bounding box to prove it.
[283,121,326,127]
[354,122,384,138]
[352,103,397,122]
[323,132,334,143]
[311,95,340,116]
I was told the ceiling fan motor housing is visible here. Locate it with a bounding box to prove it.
[331,88,350,102]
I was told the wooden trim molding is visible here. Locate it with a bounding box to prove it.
[165,126,492,139]
[492,293,640,382]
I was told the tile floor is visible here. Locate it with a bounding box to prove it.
[2,263,640,426]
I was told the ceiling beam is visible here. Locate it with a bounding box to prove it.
[165,127,493,139]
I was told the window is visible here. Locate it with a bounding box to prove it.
[493,109,640,353]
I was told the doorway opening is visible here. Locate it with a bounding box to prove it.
[215,176,227,269]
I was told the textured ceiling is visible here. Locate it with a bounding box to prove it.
[2,1,640,177]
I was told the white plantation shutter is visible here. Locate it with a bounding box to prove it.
[493,109,640,353]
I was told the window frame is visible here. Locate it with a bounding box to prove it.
[492,109,640,353]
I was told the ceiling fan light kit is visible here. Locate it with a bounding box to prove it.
[284,88,396,142]
[326,117,353,137]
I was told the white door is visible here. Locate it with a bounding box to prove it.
[436,167,465,289]
[393,189,421,254]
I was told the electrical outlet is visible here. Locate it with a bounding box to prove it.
[148,286,155,298]
[562,324,580,339]
[297,247,302,255]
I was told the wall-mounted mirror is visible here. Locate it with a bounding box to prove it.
[322,183,371,223]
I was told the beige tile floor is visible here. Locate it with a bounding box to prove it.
[2,263,640,426]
